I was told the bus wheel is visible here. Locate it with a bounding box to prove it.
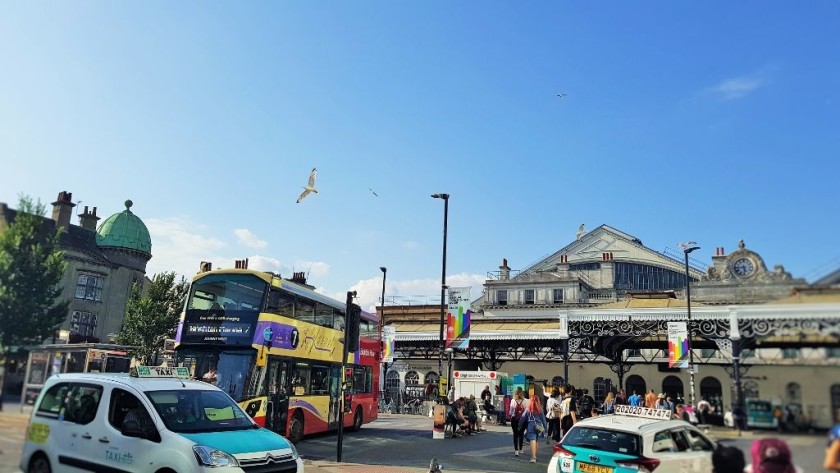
[288,411,305,444]
[28,453,51,473]
[351,407,363,432]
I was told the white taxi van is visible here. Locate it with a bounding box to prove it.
[548,405,717,473]
[20,366,304,473]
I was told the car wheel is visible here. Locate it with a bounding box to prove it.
[351,407,363,432]
[288,410,305,444]
[28,453,51,473]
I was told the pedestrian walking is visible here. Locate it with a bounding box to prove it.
[508,387,528,457]
[645,389,657,408]
[545,387,562,443]
[559,384,577,437]
[602,391,615,414]
[519,394,548,464]
[697,397,712,425]
[615,389,628,406]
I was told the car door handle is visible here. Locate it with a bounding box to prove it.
[81,433,92,439]
[98,436,110,443]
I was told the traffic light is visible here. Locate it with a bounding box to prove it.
[346,304,361,352]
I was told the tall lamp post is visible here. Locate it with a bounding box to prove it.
[679,241,700,408]
[379,266,387,401]
[431,193,449,394]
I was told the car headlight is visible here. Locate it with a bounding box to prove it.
[288,442,300,460]
[193,445,239,467]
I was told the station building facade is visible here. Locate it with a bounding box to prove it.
[381,224,840,428]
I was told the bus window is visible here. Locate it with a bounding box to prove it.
[333,308,345,331]
[292,363,310,396]
[310,365,330,395]
[295,298,315,324]
[266,289,294,317]
[315,303,334,329]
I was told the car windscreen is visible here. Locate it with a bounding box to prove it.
[562,426,642,456]
[146,389,256,434]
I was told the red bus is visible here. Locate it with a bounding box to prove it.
[173,267,380,443]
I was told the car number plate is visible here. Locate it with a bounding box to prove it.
[578,462,613,473]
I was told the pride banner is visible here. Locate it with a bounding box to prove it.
[445,287,471,350]
[382,325,396,363]
[667,321,689,369]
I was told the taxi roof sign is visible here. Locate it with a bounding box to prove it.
[135,366,190,379]
[613,404,673,420]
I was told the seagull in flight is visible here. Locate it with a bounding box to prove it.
[369,187,378,197]
[576,224,585,240]
[556,93,567,99]
[296,167,318,203]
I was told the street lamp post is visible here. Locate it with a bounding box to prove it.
[379,266,387,401]
[431,193,449,394]
[679,241,700,408]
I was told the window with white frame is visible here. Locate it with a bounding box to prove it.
[553,289,564,303]
[75,274,104,301]
[524,289,535,305]
[70,310,98,336]
[497,290,507,305]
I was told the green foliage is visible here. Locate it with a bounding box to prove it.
[116,272,188,364]
[0,196,68,350]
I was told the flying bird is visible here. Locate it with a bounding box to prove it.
[576,224,585,240]
[369,187,378,197]
[296,167,318,203]
[556,93,567,99]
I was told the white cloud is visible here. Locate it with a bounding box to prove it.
[709,76,764,100]
[247,255,286,274]
[145,217,228,279]
[234,228,268,249]
[298,261,330,278]
[340,273,487,313]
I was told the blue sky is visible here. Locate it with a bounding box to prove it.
[2,2,839,310]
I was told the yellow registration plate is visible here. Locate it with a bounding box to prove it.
[578,462,613,473]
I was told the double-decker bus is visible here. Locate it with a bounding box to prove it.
[173,267,380,443]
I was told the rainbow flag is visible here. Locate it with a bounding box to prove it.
[667,321,689,368]
[445,287,471,350]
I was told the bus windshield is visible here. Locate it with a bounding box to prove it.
[176,349,256,402]
[187,273,266,312]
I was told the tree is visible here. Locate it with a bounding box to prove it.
[0,196,68,409]
[116,272,188,364]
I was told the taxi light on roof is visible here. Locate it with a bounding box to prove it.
[613,404,672,420]
[133,365,191,379]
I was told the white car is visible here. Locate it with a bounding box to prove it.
[20,366,304,473]
[548,407,717,473]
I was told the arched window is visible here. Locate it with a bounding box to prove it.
[404,370,420,385]
[385,370,401,403]
[786,382,801,404]
[551,376,565,388]
[626,375,646,397]
[662,376,684,403]
[742,381,759,400]
[593,377,612,403]
[425,371,439,386]
[700,377,723,411]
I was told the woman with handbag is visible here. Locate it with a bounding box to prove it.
[518,394,548,464]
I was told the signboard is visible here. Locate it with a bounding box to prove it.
[179,310,259,346]
[667,321,689,369]
[445,287,471,350]
[136,365,190,378]
[382,325,396,363]
[614,404,673,420]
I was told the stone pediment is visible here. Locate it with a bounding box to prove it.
[523,224,690,276]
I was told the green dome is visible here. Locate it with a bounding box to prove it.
[96,200,152,254]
